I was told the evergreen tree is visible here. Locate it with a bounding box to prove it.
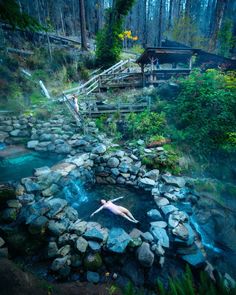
[0,0,43,31]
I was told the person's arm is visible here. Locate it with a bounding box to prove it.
[110,196,124,203]
[90,205,104,217]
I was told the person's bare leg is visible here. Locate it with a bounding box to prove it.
[119,212,138,223]
[119,207,139,222]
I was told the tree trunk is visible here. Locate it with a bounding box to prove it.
[168,0,173,30]
[142,0,147,48]
[209,0,227,52]
[157,0,163,46]
[79,0,88,50]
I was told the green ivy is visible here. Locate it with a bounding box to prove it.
[96,0,136,67]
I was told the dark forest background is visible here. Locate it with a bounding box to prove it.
[10,0,236,58]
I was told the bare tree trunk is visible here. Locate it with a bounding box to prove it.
[157,0,163,46]
[185,0,191,18]
[79,0,88,50]
[143,0,148,48]
[168,0,173,30]
[209,0,227,52]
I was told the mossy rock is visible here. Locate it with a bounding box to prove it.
[0,186,16,209]
[1,208,18,223]
[84,253,102,271]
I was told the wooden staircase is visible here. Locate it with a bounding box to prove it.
[60,59,149,124]
[62,59,135,99]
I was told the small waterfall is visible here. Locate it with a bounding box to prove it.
[0,143,6,151]
[62,180,88,210]
[190,216,222,253]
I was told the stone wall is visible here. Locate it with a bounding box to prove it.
[1,115,234,289]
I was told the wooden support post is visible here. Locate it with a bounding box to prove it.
[189,56,193,70]
[141,64,145,88]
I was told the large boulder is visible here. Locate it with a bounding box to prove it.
[87,271,100,283]
[48,219,70,236]
[76,237,88,253]
[147,209,162,221]
[27,140,39,149]
[107,227,131,253]
[150,227,169,248]
[83,228,104,242]
[137,242,154,267]
[162,174,186,188]
[45,198,68,219]
[42,184,59,197]
[92,144,106,155]
[21,178,41,193]
[154,196,169,207]
[161,205,178,215]
[84,253,102,271]
[107,157,120,168]
[69,220,87,235]
[139,178,156,189]
[55,143,71,154]
[67,153,89,167]
[51,162,76,176]
[144,170,159,181]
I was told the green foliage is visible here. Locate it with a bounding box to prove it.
[168,69,236,156]
[218,19,235,58]
[34,108,51,120]
[130,44,145,55]
[127,111,166,140]
[96,0,136,67]
[156,266,236,295]
[96,19,123,67]
[0,0,44,31]
[26,48,48,70]
[141,145,181,175]
[95,114,122,140]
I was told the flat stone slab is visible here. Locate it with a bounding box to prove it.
[83,228,104,242]
[150,227,170,248]
[161,205,178,215]
[162,175,186,188]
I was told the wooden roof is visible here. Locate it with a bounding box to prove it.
[136,47,196,65]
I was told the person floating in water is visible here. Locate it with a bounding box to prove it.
[90,197,139,223]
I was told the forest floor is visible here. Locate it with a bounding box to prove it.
[0,258,121,295]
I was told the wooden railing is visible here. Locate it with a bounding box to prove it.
[78,96,151,117]
[63,59,134,97]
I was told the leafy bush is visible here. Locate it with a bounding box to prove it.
[168,69,236,156]
[126,111,166,141]
[141,145,181,175]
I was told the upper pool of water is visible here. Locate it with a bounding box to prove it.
[0,149,64,183]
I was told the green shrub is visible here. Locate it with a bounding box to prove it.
[168,69,236,156]
[127,111,166,140]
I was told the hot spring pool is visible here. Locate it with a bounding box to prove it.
[57,181,155,232]
[0,148,64,183]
